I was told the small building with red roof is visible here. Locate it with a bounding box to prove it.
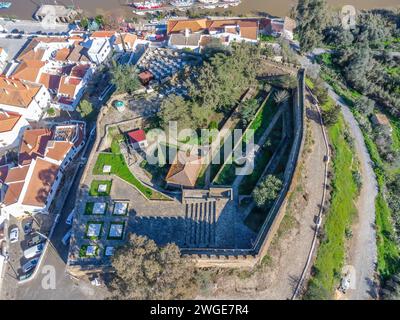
[127,129,148,150]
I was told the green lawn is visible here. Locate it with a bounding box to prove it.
[93,151,169,201]
[306,98,359,300]
[89,180,112,196]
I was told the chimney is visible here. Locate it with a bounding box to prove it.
[12,81,17,88]
[4,89,8,95]
[5,78,10,86]
[185,28,190,38]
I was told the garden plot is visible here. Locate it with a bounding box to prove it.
[79,245,99,257]
[93,202,107,215]
[105,246,115,257]
[86,222,103,239]
[108,222,126,240]
[113,202,128,216]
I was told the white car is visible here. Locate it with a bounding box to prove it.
[23,243,44,259]
[66,210,75,225]
[9,228,19,243]
[22,257,39,273]
[62,229,72,246]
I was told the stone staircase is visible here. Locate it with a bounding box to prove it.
[184,200,217,248]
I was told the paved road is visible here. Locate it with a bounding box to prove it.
[328,89,378,300]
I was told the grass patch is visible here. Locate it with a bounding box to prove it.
[79,244,99,258]
[305,99,358,300]
[89,180,112,196]
[317,68,400,282]
[375,193,400,279]
[93,151,169,201]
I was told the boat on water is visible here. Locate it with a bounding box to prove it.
[223,0,241,6]
[198,0,219,4]
[170,0,195,8]
[132,0,165,10]
[0,2,11,9]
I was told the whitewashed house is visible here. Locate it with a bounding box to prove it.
[0,121,85,218]
[0,78,51,121]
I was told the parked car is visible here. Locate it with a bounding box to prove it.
[62,229,72,246]
[23,243,44,259]
[66,210,75,225]
[1,240,8,260]
[22,257,39,273]
[23,220,33,235]
[19,271,33,281]
[340,273,351,293]
[27,233,44,247]
[9,228,19,243]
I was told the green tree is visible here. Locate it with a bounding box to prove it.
[80,16,89,30]
[253,175,283,208]
[322,104,341,126]
[274,90,290,106]
[354,95,375,115]
[296,0,328,53]
[109,234,198,300]
[381,271,400,300]
[95,15,105,27]
[77,100,93,118]
[158,95,193,131]
[240,98,259,128]
[110,61,140,95]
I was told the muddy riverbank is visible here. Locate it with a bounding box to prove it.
[2,1,399,21]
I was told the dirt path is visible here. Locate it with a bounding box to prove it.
[328,89,378,300]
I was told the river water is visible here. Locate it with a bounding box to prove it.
[2,0,399,20]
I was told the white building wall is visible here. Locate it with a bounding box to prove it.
[0,86,51,121]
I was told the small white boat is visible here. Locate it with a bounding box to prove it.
[170,0,195,8]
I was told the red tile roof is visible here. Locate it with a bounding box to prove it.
[128,129,146,144]
[0,111,22,133]
[22,158,59,207]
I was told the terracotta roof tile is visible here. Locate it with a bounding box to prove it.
[3,181,24,206]
[39,73,61,91]
[5,165,29,183]
[91,31,116,38]
[0,111,22,133]
[166,150,202,188]
[22,158,59,207]
[19,128,52,165]
[0,77,42,108]
[45,141,73,162]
